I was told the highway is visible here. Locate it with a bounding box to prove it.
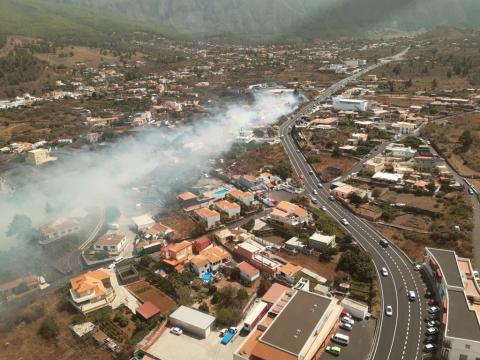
[279,48,428,360]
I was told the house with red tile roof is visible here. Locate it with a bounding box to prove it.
[144,222,174,240]
[268,201,309,227]
[192,235,212,254]
[136,301,161,320]
[189,246,231,277]
[160,240,193,271]
[214,200,241,218]
[229,188,255,206]
[194,208,220,229]
[93,234,127,255]
[238,261,260,283]
[69,268,114,313]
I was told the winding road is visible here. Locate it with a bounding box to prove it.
[279,48,428,360]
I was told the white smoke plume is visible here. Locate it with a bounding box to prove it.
[0,90,299,247]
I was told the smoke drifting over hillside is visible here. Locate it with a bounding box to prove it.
[0,91,299,246]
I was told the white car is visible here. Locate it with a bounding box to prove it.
[428,306,440,314]
[414,264,423,271]
[170,327,183,335]
[341,218,349,226]
[312,190,318,195]
[385,305,393,316]
[321,206,327,212]
[220,328,228,337]
[340,316,354,325]
[381,267,388,277]
[340,322,353,331]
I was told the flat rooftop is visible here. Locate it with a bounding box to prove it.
[447,289,480,342]
[429,248,463,288]
[259,290,332,356]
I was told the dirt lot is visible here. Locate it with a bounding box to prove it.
[127,280,176,314]
[380,191,442,213]
[391,213,432,232]
[0,292,111,360]
[423,112,480,176]
[155,212,197,239]
[277,250,340,281]
[311,153,358,182]
[374,224,426,262]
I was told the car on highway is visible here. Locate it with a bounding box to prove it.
[326,346,341,356]
[408,290,416,301]
[340,322,353,331]
[426,327,439,335]
[340,218,349,226]
[309,170,314,175]
[312,190,318,195]
[321,206,327,211]
[379,239,389,248]
[414,263,423,271]
[385,305,393,317]
[170,327,183,335]
[428,306,440,314]
[468,188,474,195]
[310,195,318,204]
[340,316,354,325]
[317,183,323,188]
[381,267,389,276]
[329,195,335,201]
[424,343,437,353]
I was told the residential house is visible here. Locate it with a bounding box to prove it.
[27,148,57,166]
[194,208,221,229]
[331,184,368,201]
[363,156,386,174]
[229,189,255,206]
[189,246,231,277]
[94,234,127,256]
[391,121,415,135]
[0,275,40,300]
[69,268,114,313]
[132,214,155,232]
[238,261,260,283]
[177,192,198,207]
[276,263,303,285]
[268,201,309,227]
[238,174,259,189]
[144,223,174,240]
[309,232,336,250]
[234,240,282,274]
[40,218,81,245]
[385,144,416,159]
[160,241,193,271]
[372,172,404,184]
[214,200,241,219]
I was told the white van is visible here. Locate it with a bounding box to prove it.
[332,333,350,345]
[408,290,416,301]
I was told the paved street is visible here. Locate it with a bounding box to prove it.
[279,47,429,360]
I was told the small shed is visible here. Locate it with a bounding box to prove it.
[341,298,370,320]
[168,306,215,338]
[132,214,155,231]
[136,301,161,320]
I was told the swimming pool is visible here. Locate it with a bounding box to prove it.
[203,273,213,282]
[213,188,230,196]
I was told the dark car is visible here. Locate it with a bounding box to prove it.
[424,335,437,344]
[379,239,389,248]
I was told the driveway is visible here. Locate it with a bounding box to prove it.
[109,269,140,313]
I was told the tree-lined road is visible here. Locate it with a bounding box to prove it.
[279,48,428,360]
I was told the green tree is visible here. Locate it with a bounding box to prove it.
[216,307,242,326]
[257,276,272,296]
[332,145,341,158]
[459,130,473,150]
[199,302,209,314]
[38,317,59,340]
[236,288,249,303]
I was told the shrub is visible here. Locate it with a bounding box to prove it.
[38,317,59,340]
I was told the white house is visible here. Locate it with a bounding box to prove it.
[385,144,417,159]
[93,234,127,255]
[189,246,231,277]
[214,200,241,218]
[229,188,255,206]
[309,232,336,250]
[194,208,221,229]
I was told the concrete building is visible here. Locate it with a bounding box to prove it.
[234,290,341,360]
[363,156,386,174]
[391,121,415,135]
[424,248,480,360]
[132,214,155,231]
[385,144,417,159]
[309,232,336,250]
[333,97,370,112]
[169,306,216,338]
[26,148,57,166]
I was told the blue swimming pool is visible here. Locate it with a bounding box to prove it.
[213,188,229,196]
[203,273,213,282]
